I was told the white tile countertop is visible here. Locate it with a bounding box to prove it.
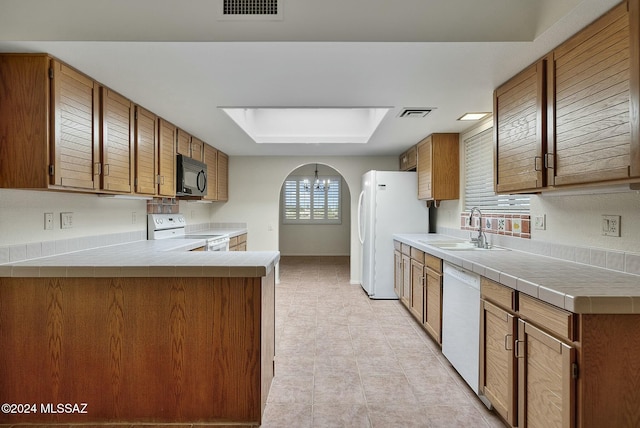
[0,238,279,278]
[394,233,640,314]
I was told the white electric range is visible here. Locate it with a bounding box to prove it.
[147,214,230,251]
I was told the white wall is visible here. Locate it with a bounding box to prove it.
[434,117,640,254]
[279,164,351,256]
[210,156,397,283]
[0,188,147,245]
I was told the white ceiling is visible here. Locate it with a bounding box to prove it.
[0,0,620,156]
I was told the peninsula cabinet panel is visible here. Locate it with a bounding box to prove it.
[0,274,275,425]
[494,59,546,193]
[158,118,177,197]
[134,106,158,195]
[548,2,634,186]
[101,88,134,193]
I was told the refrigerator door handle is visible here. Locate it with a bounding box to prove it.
[357,190,365,244]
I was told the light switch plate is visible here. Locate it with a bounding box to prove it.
[602,215,621,237]
[534,214,546,230]
[61,212,73,229]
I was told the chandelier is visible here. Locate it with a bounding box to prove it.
[303,164,330,192]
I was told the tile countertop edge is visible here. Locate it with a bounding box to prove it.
[393,233,640,315]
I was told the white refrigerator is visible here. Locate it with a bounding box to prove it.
[358,170,429,299]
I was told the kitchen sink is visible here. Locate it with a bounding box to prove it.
[418,240,508,251]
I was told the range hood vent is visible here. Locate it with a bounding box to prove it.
[220,0,281,19]
[398,108,433,118]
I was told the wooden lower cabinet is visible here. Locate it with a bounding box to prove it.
[229,233,248,251]
[401,253,411,306]
[423,267,442,344]
[517,319,576,428]
[409,258,425,322]
[393,246,403,298]
[480,299,517,426]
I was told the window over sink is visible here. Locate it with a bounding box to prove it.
[464,123,530,213]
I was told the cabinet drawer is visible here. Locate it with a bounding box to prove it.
[481,278,515,311]
[410,247,424,261]
[237,233,247,244]
[229,236,238,247]
[518,294,576,342]
[425,254,442,273]
[401,243,411,256]
[394,240,401,251]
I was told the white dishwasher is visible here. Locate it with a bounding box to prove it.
[442,262,483,398]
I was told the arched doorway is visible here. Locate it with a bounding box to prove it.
[278,163,351,257]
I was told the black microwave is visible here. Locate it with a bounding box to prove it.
[176,154,207,197]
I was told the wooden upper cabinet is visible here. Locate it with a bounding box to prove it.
[190,136,204,162]
[134,106,158,195]
[100,88,134,193]
[217,151,229,201]
[203,143,218,201]
[158,118,177,197]
[176,128,192,158]
[549,2,633,186]
[0,55,101,191]
[494,59,546,193]
[399,145,417,171]
[416,133,459,202]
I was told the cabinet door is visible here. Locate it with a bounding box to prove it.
[480,300,517,426]
[158,119,176,197]
[401,254,411,307]
[549,3,632,186]
[51,60,100,190]
[393,250,403,299]
[101,88,133,193]
[134,106,157,195]
[417,136,433,200]
[217,151,229,201]
[409,259,424,322]
[517,319,576,428]
[203,143,218,201]
[423,268,442,344]
[494,59,546,193]
[190,136,204,162]
[176,129,191,157]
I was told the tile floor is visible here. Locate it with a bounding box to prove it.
[261,256,506,428]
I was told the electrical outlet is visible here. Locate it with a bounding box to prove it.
[61,212,73,229]
[602,215,621,237]
[534,214,546,230]
[44,212,54,230]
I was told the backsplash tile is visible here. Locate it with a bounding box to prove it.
[460,212,531,239]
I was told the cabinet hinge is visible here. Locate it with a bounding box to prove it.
[48,68,54,79]
[48,164,54,176]
[572,363,579,379]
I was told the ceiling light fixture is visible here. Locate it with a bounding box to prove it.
[458,112,490,121]
[304,164,330,192]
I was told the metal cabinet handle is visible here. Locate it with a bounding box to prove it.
[514,339,525,358]
[504,334,512,351]
[534,156,543,171]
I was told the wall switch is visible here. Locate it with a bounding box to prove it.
[44,212,54,230]
[534,214,546,230]
[61,212,73,229]
[602,215,621,237]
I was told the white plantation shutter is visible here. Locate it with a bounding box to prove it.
[465,128,530,212]
[282,176,341,224]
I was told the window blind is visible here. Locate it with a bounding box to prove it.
[282,176,341,224]
[464,128,530,212]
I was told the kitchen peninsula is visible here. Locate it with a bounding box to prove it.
[0,240,279,427]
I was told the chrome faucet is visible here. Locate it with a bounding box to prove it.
[469,207,488,249]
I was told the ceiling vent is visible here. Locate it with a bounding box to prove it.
[218,0,283,20]
[398,108,433,118]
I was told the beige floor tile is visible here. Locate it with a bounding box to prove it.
[313,373,366,404]
[361,374,419,406]
[261,403,312,428]
[267,375,314,404]
[312,403,371,428]
[314,354,360,376]
[426,405,492,428]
